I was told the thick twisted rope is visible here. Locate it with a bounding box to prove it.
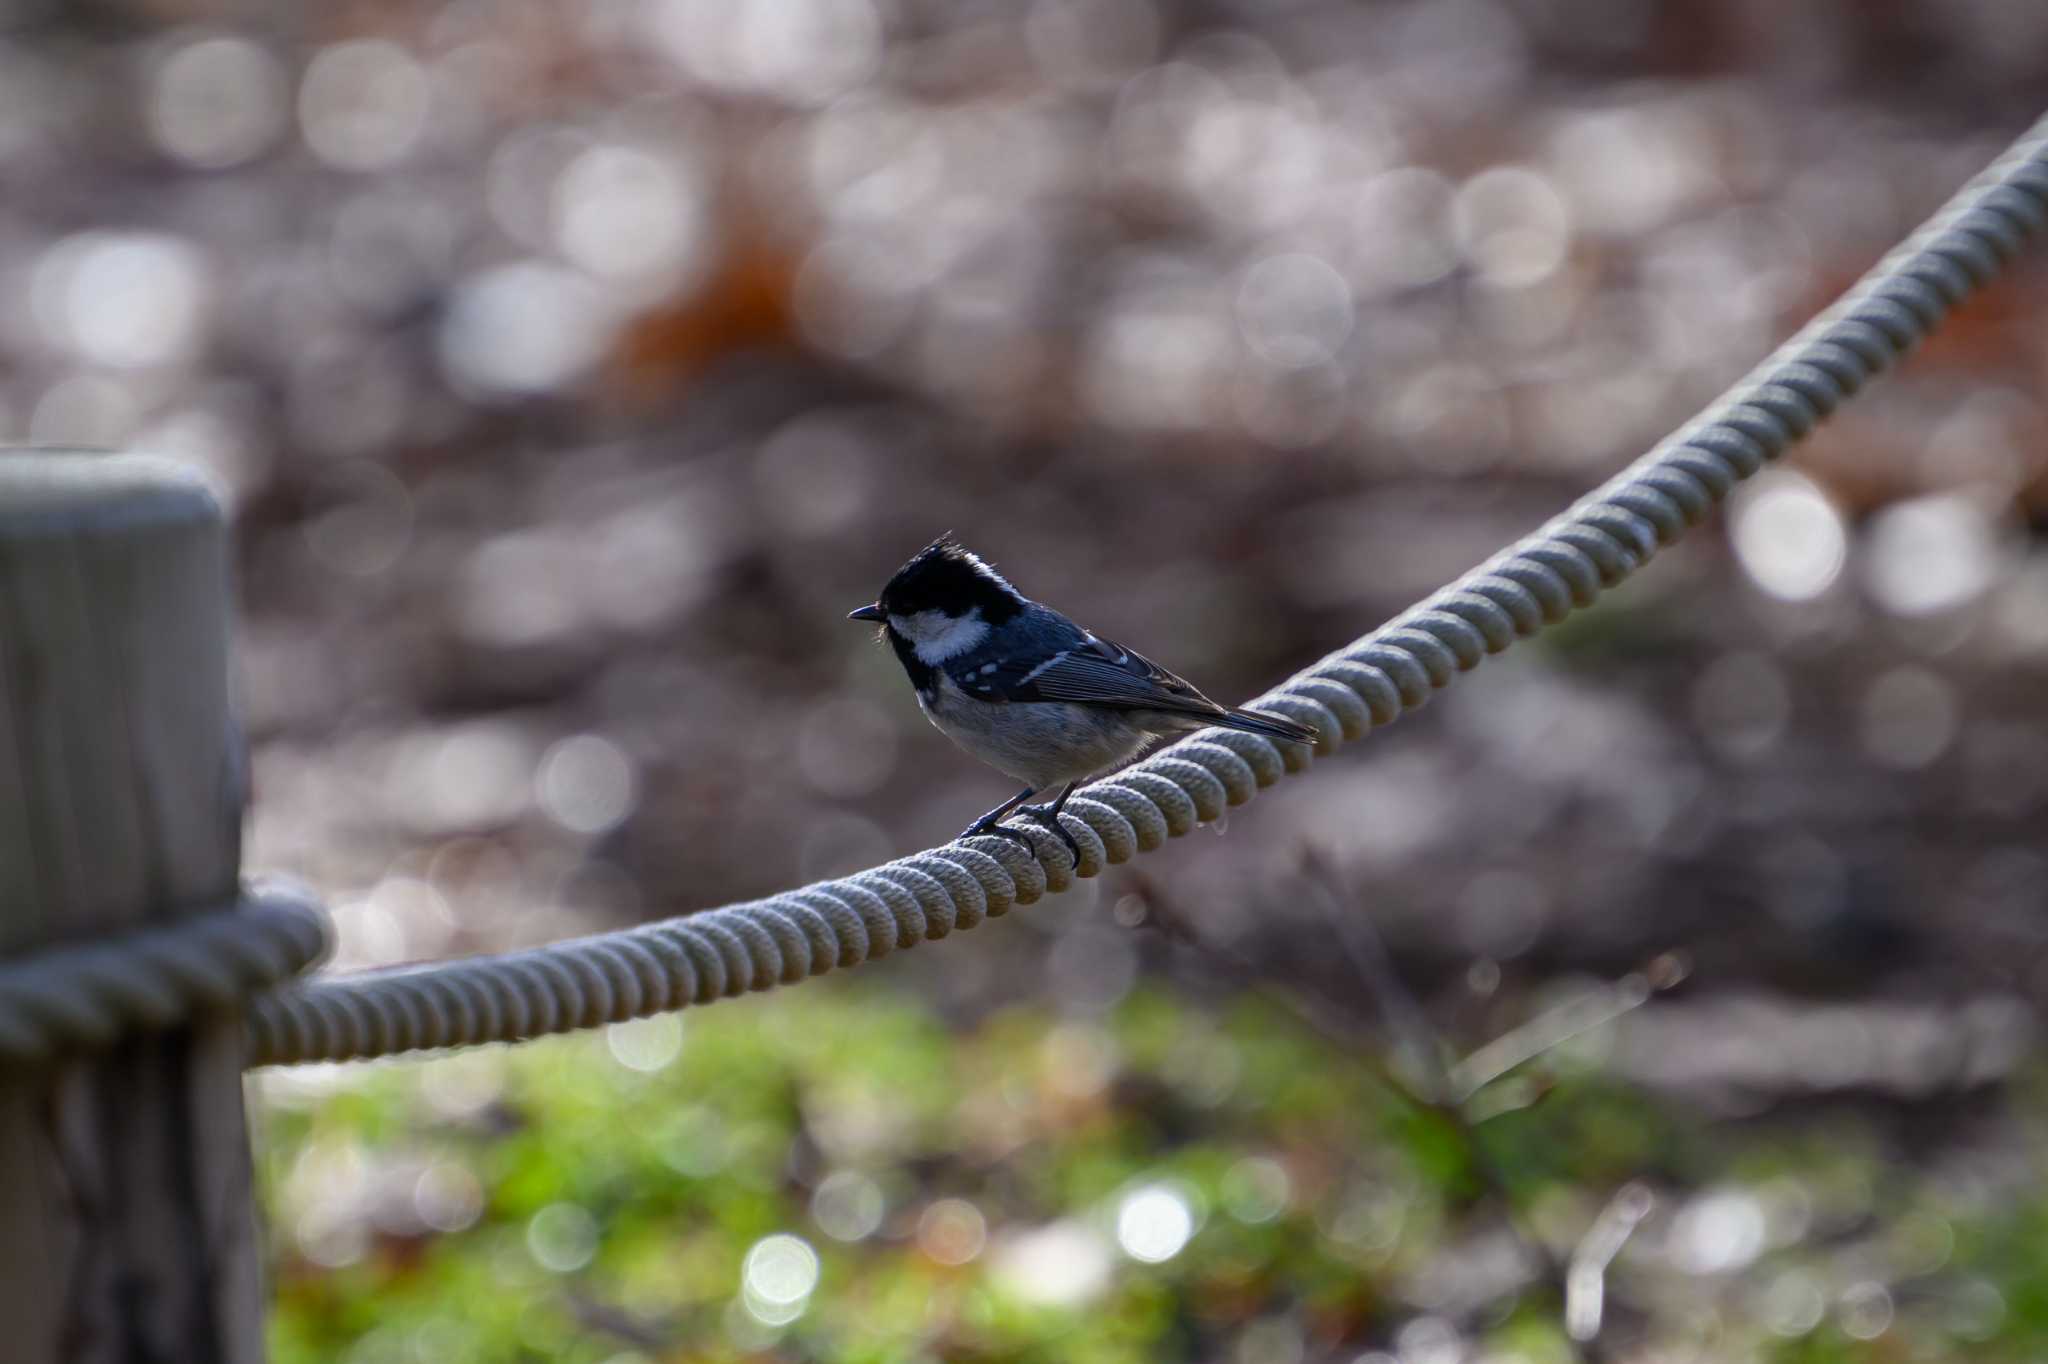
[0,881,328,1066]
[232,116,2048,1066]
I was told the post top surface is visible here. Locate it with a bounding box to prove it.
[0,448,221,536]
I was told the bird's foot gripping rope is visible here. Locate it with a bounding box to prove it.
[975,783,1086,871]
[1012,792,1086,871]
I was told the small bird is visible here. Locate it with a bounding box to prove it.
[850,538,1317,866]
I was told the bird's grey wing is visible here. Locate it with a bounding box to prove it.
[951,631,1232,723]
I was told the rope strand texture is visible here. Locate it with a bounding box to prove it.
[245,115,2048,1068]
[0,882,328,1066]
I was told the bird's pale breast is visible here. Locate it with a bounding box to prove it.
[920,671,1162,789]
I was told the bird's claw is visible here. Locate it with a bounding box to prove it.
[960,816,1039,859]
[1017,802,1083,870]
[959,808,1082,871]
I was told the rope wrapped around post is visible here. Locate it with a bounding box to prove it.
[0,883,328,1067]
[242,113,2048,1067]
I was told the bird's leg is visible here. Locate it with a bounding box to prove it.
[1017,781,1082,869]
[959,785,1041,857]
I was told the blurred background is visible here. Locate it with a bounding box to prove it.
[6,0,2048,1359]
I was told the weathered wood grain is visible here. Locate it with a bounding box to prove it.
[0,450,263,1364]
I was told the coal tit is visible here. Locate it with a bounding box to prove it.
[850,538,1317,866]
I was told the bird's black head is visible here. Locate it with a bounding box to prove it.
[851,537,1026,629]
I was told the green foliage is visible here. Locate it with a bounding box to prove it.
[258,988,2047,1363]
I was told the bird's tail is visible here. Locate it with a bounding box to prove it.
[1213,705,1318,745]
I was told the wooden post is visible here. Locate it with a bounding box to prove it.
[0,451,263,1363]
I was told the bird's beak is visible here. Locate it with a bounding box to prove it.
[848,603,886,622]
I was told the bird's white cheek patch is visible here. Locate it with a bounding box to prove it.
[892,609,990,664]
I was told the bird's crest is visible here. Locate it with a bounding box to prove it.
[877,536,1025,621]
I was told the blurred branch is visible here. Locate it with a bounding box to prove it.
[1565,1182,1654,1346]
[1131,857,1672,1362]
[1132,852,1694,1361]
[1299,847,1455,1104]
[1292,853,1585,1355]
[1130,869,1412,1102]
[1450,975,1657,1103]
